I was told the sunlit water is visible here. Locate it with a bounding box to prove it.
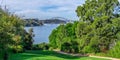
[25,24,59,44]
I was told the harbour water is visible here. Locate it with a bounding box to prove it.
[25,24,59,44]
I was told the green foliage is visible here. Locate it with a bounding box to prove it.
[49,22,78,52]
[82,46,94,53]
[61,41,79,53]
[0,8,34,60]
[32,43,49,50]
[23,28,34,50]
[75,0,120,54]
[49,0,120,58]
[0,8,25,60]
[108,41,120,58]
[10,45,23,53]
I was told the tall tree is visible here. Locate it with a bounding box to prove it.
[23,28,34,50]
[76,0,120,53]
[0,8,24,60]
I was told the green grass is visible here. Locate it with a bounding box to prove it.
[9,50,109,60]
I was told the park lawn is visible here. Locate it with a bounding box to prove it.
[9,50,109,60]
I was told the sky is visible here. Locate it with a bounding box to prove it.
[0,0,85,20]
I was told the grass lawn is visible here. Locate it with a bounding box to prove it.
[9,50,109,60]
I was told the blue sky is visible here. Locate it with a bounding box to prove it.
[0,0,85,20]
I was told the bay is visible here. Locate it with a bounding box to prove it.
[25,24,59,44]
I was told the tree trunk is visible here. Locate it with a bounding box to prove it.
[3,46,8,60]
[3,51,8,60]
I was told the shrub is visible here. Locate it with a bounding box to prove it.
[11,45,23,53]
[49,47,53,51]
[108,41,120,58]
[32,43,50,50]
[61,41,79,53]
[82,46,95,53]
[61,42,71,53]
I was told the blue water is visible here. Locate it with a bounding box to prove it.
[25,24,59,44]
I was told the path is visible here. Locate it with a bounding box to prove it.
[54,50,120,60]
[90,55,120,60]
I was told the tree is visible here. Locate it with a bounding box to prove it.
[23,28,34,50]
[76,0,119,22]
[76,0,120,53]
[49,0,120,57]
[0,8,24,60]
[49,24,66,49]
[49,22,78,52]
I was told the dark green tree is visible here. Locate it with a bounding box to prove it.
[23,28,34,50]
[0,8,25,60]
[76,0,120,53]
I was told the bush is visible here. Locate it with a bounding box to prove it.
[61,42,71,53]
[61,41,79,53]
[82,46,95,53]
[11,45,23,53]
[108,41,120,58]
[32,43,50,50]
[32,44,39,50]
[49,47,53,51]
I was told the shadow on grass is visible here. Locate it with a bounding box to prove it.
[9,50,83,60]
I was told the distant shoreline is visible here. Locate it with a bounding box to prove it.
[24,18,72,27]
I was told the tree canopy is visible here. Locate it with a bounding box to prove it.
[49,0,120,57]
[0,8,34,60]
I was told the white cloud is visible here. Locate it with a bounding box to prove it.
[1,0,120,20]
[1,0,85,20]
